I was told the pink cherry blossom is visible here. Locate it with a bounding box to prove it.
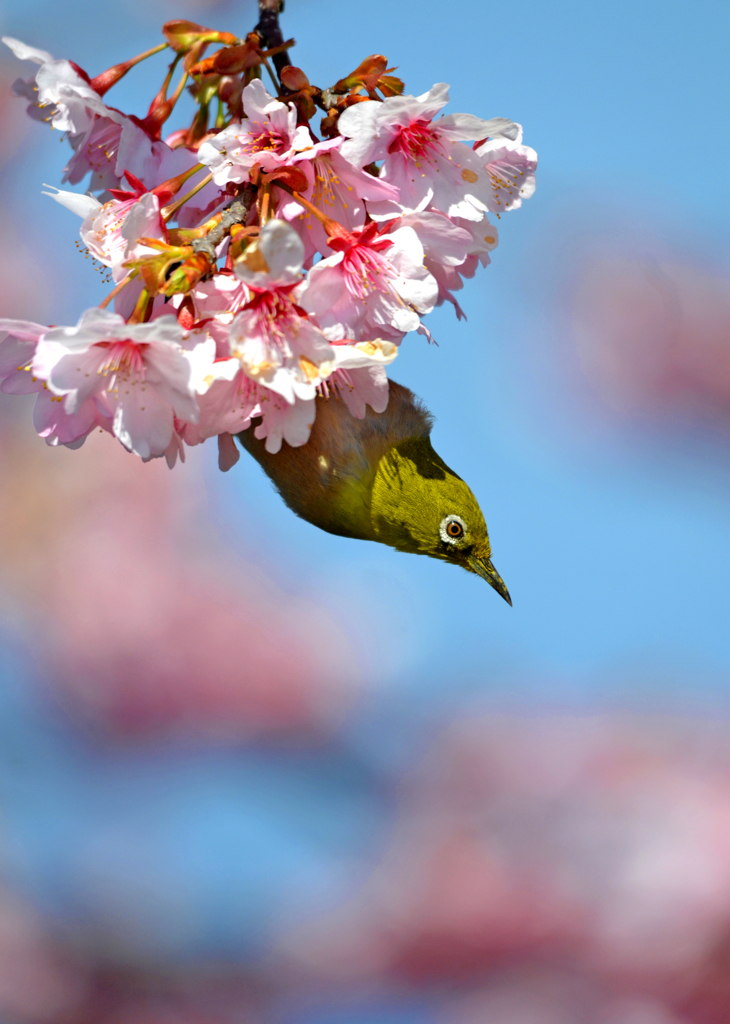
[180,356,260,443]
[0,319,102,447]
[2,36,58,126]
[31,309,215,460]
[2,36,52,65]
[397,210,472,266]
[180,222,398,455]
[394,210,473,316]
[324,366,389,418]
[474,134,538,215]
[279,144,400,260]
[323,342,395,419]
[45,186,166,282]
[182,331,397,457]
[231,220,337,401]
[179,274,251,357]
[30,57,157,192]
[2,38,99,137]
[232,336,396,456]
[181,351,319,457]
[2,38,207,195]
[35,61,103,136]
[198,79,318,186]
[422,216,500,319]
[395,210,499,317]
[155,143,228,229]
[229,301,335,402]
[339,82,521,221]
[175,221,329,455]
[239,378,316,453]
[454,214,500,267]
[62,111,204,197]
[298,221,438,343]
[63,116,133,192]
[2,27,537,472]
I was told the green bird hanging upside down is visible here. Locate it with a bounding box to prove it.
[237,381,512,605]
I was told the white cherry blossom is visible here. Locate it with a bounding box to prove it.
[279,143,400,260]
[229,221,338,402]
[2,30,536,469]
[474,136,538,215]
[183,222,397,453]
[339,83,520,221]
[0,319,102,447]
[32,309,215,460]
[198,79,318,186]
[298,221,438,343]
[45,186,166,281]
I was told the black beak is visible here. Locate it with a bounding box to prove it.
[469,556,513,605]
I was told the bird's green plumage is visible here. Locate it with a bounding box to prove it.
[370,436,488,560]
[236,380,512,603]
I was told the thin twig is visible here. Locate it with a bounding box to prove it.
[261,54,282,96]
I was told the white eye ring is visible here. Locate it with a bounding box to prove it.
[440,514,467,544]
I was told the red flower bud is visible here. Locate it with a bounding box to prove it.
[89,44,169,97]
[280,66,310,91]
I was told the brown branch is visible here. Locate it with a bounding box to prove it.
[255,0,292,79]
[190,185,258,264]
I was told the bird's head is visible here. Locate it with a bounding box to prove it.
[369,437,512,605]
[235,380,511,604]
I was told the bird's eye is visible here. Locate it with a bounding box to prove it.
[440,514,467,544]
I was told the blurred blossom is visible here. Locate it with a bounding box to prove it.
[445,979,688,1024]
[0,400,358,740]
[4,659,730,1020]
[564,228,730,431]
[0,62,57,327]
[0,64,32,168]
[278,714,730,1018]
[0,885,85,1021]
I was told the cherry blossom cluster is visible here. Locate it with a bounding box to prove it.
[0,20,536,468]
